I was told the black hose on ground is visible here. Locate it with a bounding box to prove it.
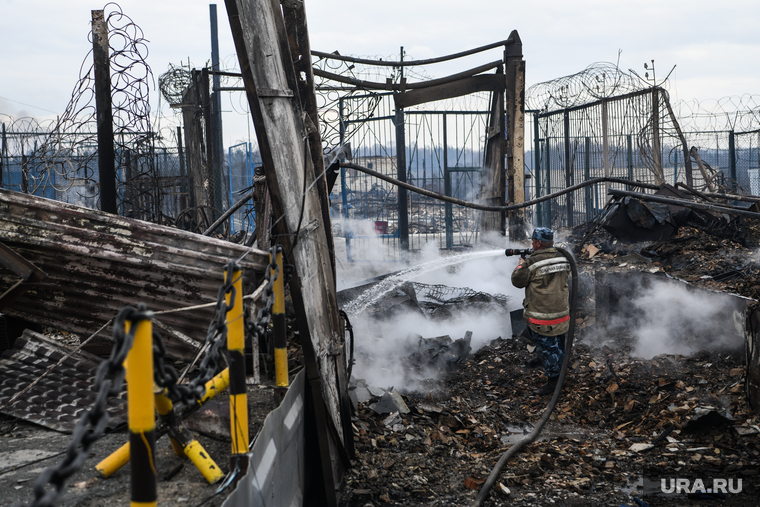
[472,247,579,507]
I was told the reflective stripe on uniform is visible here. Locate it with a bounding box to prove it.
[528,315,570,326]
[536,263,571,277]
[525,309,569,320]
[528,257,569,273]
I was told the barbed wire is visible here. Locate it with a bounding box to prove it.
[526,62,648,113]
[0,4,191,223]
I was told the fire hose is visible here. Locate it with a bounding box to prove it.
[472,247,578,506]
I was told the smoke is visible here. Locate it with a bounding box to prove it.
[333,217,405,291]
[613,277,745,359]
[352,304,508,391]
[340,233,531,391]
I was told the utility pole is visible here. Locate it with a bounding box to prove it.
[395,46,409,250]
[92,10,117,214]
[210,4,226,216]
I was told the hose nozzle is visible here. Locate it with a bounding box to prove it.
[505,248,533,258]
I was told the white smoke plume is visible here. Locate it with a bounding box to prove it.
[339,234,531,391]
[611,277,746,359]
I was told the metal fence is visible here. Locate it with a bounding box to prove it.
[526,65,760,233]
[228,142,261,235]
[0,117,193,224]
[331,92,490,262]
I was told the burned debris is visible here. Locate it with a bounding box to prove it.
[2,1,760,506]
[592,183,760,247]
[338,222,760,505]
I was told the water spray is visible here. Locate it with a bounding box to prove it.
[472,246,579,507]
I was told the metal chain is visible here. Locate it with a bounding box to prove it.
[28,304,149,507]
[246,246,281,342]
[153,260,238,408]
[26,252,283,507]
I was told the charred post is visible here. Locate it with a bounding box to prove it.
[505,31,526,240]
[91,10,117,214]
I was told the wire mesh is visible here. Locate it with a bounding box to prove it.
[314,53,492,262]
[0,4,190,226]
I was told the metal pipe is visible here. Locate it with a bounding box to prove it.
[313,60,503,92]
[443,113,452,249]
[311,36,517,67]
[210,4,225,215]
[339,161,657,212]
[202,189,254,236]
[563,110,572,227]
[676,183,760,203]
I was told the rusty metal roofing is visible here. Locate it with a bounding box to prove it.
[0,189,269,348]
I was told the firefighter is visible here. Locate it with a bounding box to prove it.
[511,227,570,395]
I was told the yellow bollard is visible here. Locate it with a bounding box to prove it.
[272,248,288,405]
[126,317,157,507]
[154,388,184,457]
[96,367,232,479]
[182,436,225,484]
[225,265,249,455]
[96,441,130,479]
[199,367,230,406]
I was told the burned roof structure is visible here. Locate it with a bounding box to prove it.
[0,188,269,355]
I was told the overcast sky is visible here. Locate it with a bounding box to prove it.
[2,0,758,147]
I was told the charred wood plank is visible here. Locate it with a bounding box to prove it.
[225,0,346,478]
[0,188,268,341]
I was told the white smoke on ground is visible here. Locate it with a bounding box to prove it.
[614,278,745,359]
[340,233,531,391]
[351,306,509,391]
[333,217,411,291]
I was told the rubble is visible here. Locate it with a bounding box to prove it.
[337,218,760,506]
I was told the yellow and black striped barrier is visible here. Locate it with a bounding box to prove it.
[155,389,224,485]
[125,318,157,507]
[95,368,231,481]
[225,264,249,457]
[272,247,288,405]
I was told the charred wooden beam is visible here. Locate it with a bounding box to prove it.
[282,2,336,281]
[225,1,348,501]
[480,68,506,234]
[505,31,526,239]
[394,74,504,109]
[91,10,117,214]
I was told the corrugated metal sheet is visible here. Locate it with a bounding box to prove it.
[0,329,127,432]
[0,189,269,348]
